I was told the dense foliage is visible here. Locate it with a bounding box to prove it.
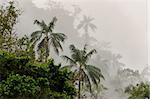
[125,82,150,99]
[0,1,106,99]
[0,74,40,98]
[0,51,76,98]
[1,1,150,99]
[0,1,20,52]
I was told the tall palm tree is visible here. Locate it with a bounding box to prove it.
[31,17,67,62]
[77,15,97,43]
[62,44,104,99]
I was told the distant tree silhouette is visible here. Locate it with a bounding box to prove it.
[77,15,97,44]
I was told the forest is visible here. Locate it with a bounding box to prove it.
[0,1,149,99]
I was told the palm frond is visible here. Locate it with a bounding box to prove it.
[34,19,40,24]
[89,71,99,87]
[89,23,97,32]
[48,33,66,54]
[51,33,67,42]
[30,33,42,48]
[69,44,79,55]
[81,69,92,92]
[61,65,74,70]
[52,17,57,23]
[51,38,59,54]
[37,37,46,51]
[85,65,104,88]
[83,15,88,21]
[69,44,76,50]
[85,49,97,62]
[86,65,104,80]
[34,19,47,30]
[34,20,44,27]
[50,37,64,54]
[87,16,94,22]
[77,22,84,30]
[61,55,76,65]
[56,40,63,51]
[84,24,88,33]
[83,44,88,52]
[71,49,82,63]
[31,30,42,39]
[49,17,57,31]
[55,39,63,51]
[78,15,96,33]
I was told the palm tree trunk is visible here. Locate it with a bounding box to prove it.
[85,32,89,45]
[45,33,49,62]
[78,66,81,99]
[78,79,81,99]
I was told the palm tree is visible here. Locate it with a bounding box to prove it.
[77,15,97,43]
[31,17,67,62]
[62,44,104,99]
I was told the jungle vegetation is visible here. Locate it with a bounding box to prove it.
[0,1,149,99]
[0,1,104,99]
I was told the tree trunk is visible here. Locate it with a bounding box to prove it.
[84,31,90,45]
[78,66,81,99]
[45,33,49,62]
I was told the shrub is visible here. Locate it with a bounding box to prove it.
[0,74,40,98]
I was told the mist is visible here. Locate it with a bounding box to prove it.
[14,0,148,70]
[0,0,148,98]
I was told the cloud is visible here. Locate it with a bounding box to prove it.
[32,0,49,9]
[1,0,147,70]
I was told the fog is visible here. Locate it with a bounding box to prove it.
[14,0,148,70]
[0,0,148,98]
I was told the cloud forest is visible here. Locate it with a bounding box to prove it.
[0,1,149,99]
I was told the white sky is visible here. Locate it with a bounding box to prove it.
[33,0,148,70]
[148,0,150,65]
[33,0,149,70]
[0,0,148,70]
